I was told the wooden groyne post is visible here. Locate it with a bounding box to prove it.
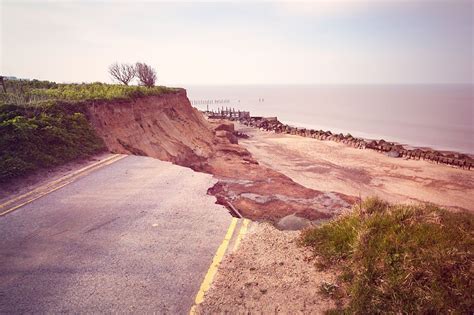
[0,76,6,93]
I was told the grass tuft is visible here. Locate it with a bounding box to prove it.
[300,197,474,314]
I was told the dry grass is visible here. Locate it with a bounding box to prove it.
[300,197,474,314]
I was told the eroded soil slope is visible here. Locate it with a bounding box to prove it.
[86,90,214,168]
[85,91,354,221]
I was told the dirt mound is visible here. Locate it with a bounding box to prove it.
[84,92,355,222]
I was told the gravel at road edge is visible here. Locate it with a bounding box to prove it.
[196,223,338,314]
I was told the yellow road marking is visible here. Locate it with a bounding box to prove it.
[0,181,72,217]
[0,154,124,210]
[233,218,249,251]
[190,217,238,314]
[0,154,127,217]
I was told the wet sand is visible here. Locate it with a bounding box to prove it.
[237,123,474,212]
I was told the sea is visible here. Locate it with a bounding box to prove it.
[186,85,474,155]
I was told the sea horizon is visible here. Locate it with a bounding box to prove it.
[187,84,474,155]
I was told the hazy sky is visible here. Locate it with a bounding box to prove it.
[1,0,472,85]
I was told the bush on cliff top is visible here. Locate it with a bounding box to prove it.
[300,197,474,314]
[0,102,105,182]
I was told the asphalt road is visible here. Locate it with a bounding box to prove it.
[0,155,233,313]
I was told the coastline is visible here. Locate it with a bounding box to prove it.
[228,114,474,170]
[282,119,474,156]
[235,122,474,212]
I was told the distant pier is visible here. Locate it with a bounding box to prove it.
[200,106,250,120]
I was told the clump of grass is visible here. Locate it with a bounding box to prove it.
[300,197,474,314]
[319,281,342,298]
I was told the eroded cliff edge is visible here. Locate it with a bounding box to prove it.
[84,89,354,222]
[86,89,214,167]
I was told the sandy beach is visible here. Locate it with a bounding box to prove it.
[237,123,474,212]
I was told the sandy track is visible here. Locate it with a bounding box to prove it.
[237,124,473,211]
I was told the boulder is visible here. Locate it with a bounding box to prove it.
[215,122,235,133]
[234,131,249,139]
[216,130,238,144]
[387,150,400,158]
[276,214,311,231]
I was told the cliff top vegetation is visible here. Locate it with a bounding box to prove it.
[0,79,179,107]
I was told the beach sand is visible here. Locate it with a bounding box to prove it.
[237,123,473,212]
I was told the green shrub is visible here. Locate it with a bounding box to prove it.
[0,103,105,182]
[300,197,474,314]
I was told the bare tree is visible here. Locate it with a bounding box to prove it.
[135,62,157,87]
[108,63,136,85]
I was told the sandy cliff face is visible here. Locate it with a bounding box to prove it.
[85,90,214,168]
[84,91,354,222]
